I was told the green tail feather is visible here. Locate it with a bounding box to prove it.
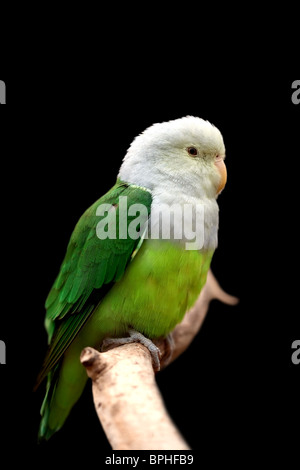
[38,367,60,441]
[38,355,88,441]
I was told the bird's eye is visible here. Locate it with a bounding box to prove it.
[187,147,198,157]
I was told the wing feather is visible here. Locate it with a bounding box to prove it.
[35,180,152,389]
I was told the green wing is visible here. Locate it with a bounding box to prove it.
[36,179,152,387]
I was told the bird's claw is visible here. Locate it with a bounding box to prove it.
[101,328,161,372]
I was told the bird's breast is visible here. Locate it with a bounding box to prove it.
[95,239,214,339]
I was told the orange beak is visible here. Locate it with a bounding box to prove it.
[214,156,227,194]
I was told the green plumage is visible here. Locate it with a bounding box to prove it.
[37,179,213,440]
[37,180,151,384]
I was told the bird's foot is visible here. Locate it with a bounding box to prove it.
[101,329,162,372]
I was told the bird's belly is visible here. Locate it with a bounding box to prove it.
[83,239,213,343]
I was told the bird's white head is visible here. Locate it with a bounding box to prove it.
[118,116,227,200]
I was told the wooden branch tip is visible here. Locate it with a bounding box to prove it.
[80,347,98,367]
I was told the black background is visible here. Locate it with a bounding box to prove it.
[0,63,299,465]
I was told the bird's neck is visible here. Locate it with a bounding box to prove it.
[149,186,219,252]
[119,159,219,252]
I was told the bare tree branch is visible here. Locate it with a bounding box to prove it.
[80,270,239,450]
[80,344,191,450]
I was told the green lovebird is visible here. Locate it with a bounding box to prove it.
[36,116,227,440]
